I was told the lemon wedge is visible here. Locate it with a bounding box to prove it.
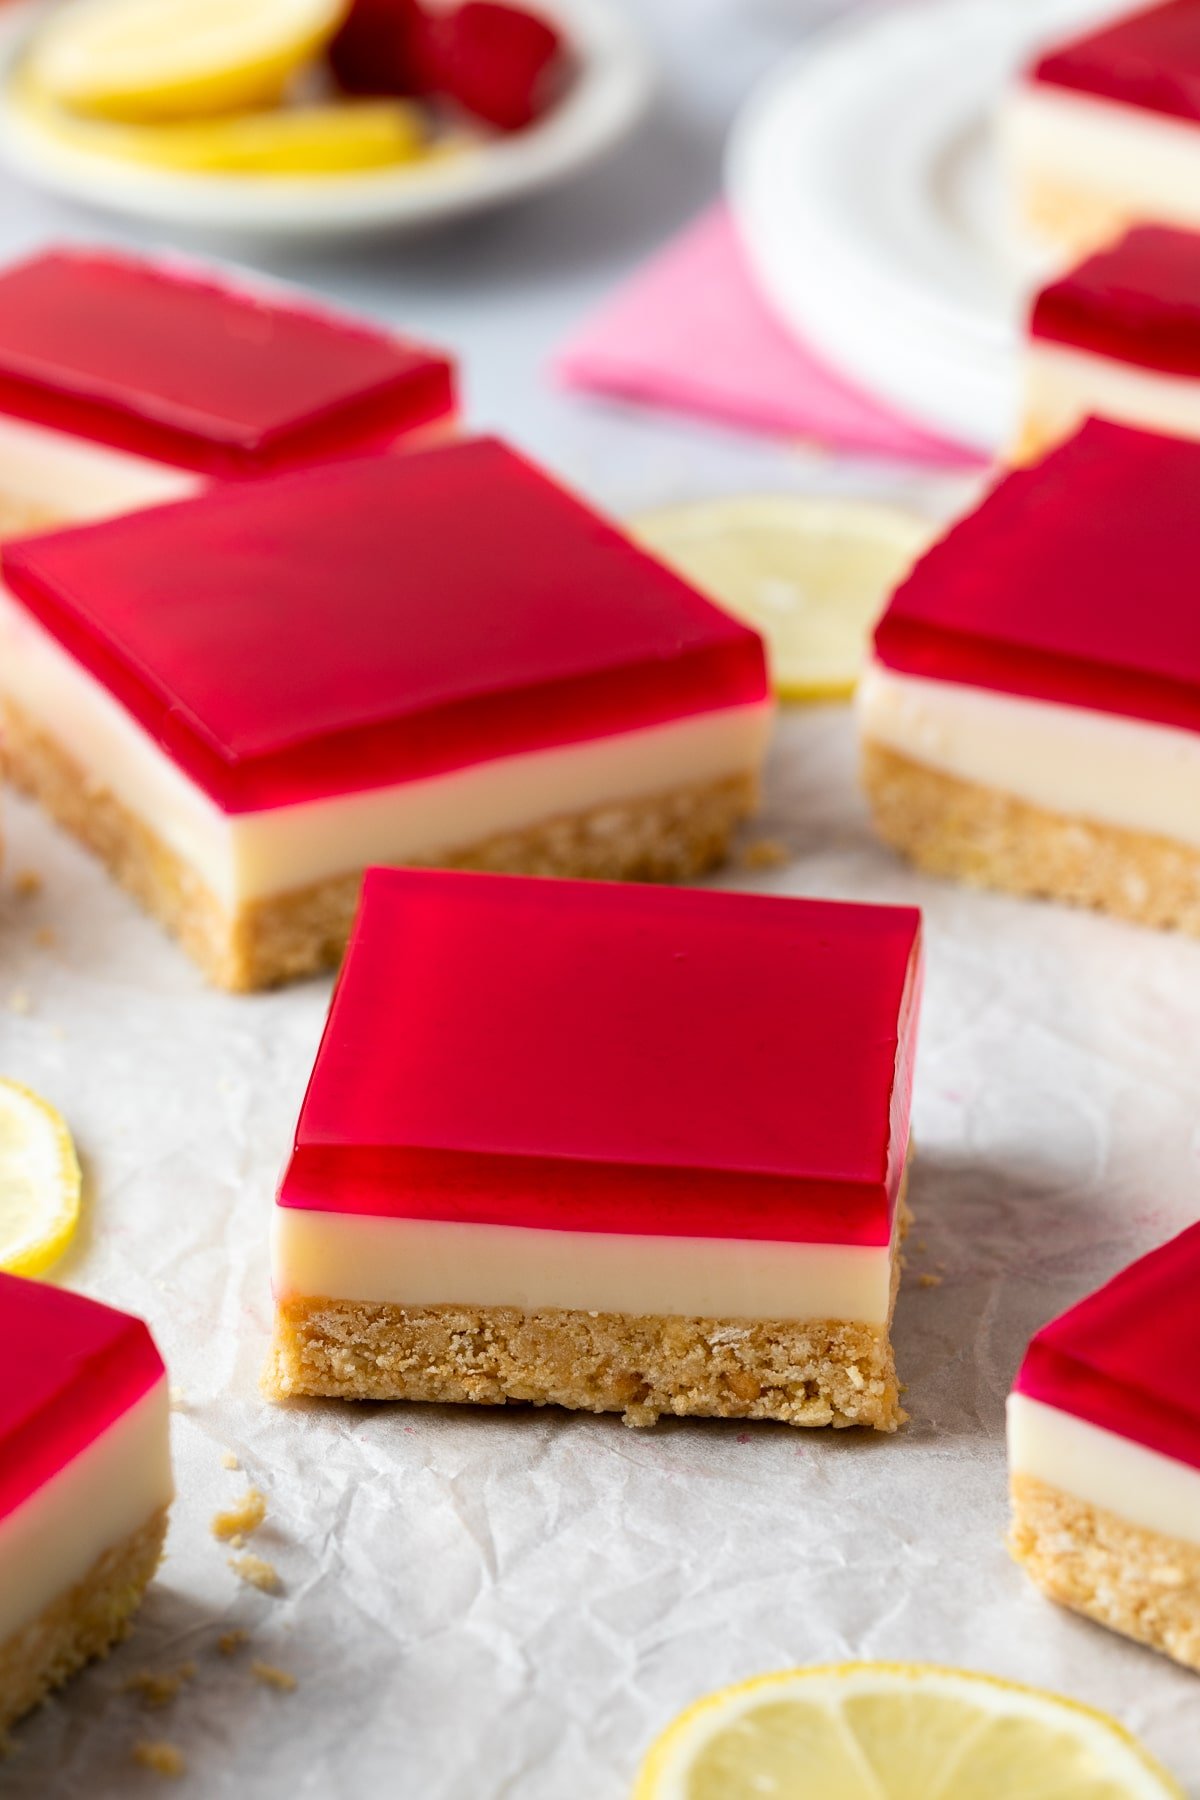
[632,497,934,701]
[26,0,348,123]
[27,95,427,175]
[633,1664,1183,1800]
[0,1079,83,1278]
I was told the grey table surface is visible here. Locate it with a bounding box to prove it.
[2,3,1198,1797]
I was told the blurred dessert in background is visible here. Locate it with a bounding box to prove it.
[1016,226,1200,461]
[1006,0,1200,257]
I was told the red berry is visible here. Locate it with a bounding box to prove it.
[329,0,433,96]
[428,2,566,132]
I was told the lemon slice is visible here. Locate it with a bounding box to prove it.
[26,0,348,123]
[632,497,934,701]
[26,94,427,175]
[0,1079,83,1278]
[633,1663,1182,1800]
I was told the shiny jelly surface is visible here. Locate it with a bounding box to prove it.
[279,869,924,1244]
[1033,0,1200,124]
[0,248,454,476]
[874,418,1200,733]
[1032,225,1200,376]
[3,438,768,814]
[1015,1221,1200,1471]
[0,1273,164,1524]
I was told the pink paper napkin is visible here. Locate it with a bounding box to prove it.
[554,206,979,467]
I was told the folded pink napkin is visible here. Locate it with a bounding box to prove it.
[554,206,978,466]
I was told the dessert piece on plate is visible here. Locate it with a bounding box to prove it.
[1006,0,1200,257]
[0,246,455,537]
[1009,1223,1200,1672]
[0,1275,173,1733]
[0,438,771,990]
[860,418,1200,933]
[267,868,923,1430]
[1017,225,1200,460]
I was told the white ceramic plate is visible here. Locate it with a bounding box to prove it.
[726,0,1129,454]
[0,0,652,242]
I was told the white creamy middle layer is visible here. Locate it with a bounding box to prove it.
[0,413,201,525]
[0,1376,173,1645]
[1006,83,1200,231]
[0,587,773,909]
[1008,1392,1200,1548]
[1023,339,1200,450]
[271,1210,896,1325]
[859,658,1200,849]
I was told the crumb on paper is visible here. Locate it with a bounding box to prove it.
[212,1486,266,1541]
[229,1552,279,1593]
[217,1629,249,1657]
[918,1272,943,1289]
[168,1386,186,1408]
[33,926,56,950]
[124,1665,196,1708]
[13,870,42,898]
[251,1661,297,1693]
[220,1449,239,1470]
[132,1740,185,1778]
[737,837,789,872]
[7,990,31,1016]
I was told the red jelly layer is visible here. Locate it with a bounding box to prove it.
[3,439,768,814]
[874,418,1200,735]
[0,249,454,477]
[1032,225,1200,376]
[279,869,924,1244]
[1033,0,1200,125]
[0,1274,164,1525]
[1015,1221,1200,1473]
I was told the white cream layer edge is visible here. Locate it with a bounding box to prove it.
[1005,83,1200,229]
[1008,1392,1200,1548]
[1023,340,1200,449]
[858,658,1200,851]
[0,412,201,523]
[0,1376,173,1645]
[0,586,774,909]
[270,1209,896,1326]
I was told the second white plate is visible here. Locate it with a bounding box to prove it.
[726,0,1127,454]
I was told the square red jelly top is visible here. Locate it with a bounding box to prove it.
[1032,0,1200,123]
[1015,1221,1200,1471]
[4,439,767,814]
[874,418,1200,733]
[279,869,924,1244]
[1032,225,1200,376]
[0,1273,164,1525]
[0,248,454,476]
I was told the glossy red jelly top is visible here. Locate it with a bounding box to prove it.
[3,439,768,814]
[1032,0,1200,124]
[1032,226,1200,375]
[0,248,454,477]
[1015,1222,1200,1471]
[874,419,1200,734]
[0,1274,164,1525]
[279,869,924,1244]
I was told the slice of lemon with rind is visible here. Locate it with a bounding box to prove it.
[26,0,348,124]
[0,1079,83,1278]
[19,90,427,176]
[631,497,934,702]
[633,1663,1183,1800]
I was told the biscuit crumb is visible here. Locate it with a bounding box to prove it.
[251,1661,297,1693]
[918,1272,943,1289]
[13,870,42,898]
[132,1740,185,1777]
[914,1239,929,1255]
[220,1450,239,1470]
[168,1386,186,1407]
[7,989,31,1016]
[124,1665,196,1708]
[738,837,789,872]
[33,926,57,950]
[217,1629,249,1657]
[212,1487,266,1541]
[229,1553,279,1593]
